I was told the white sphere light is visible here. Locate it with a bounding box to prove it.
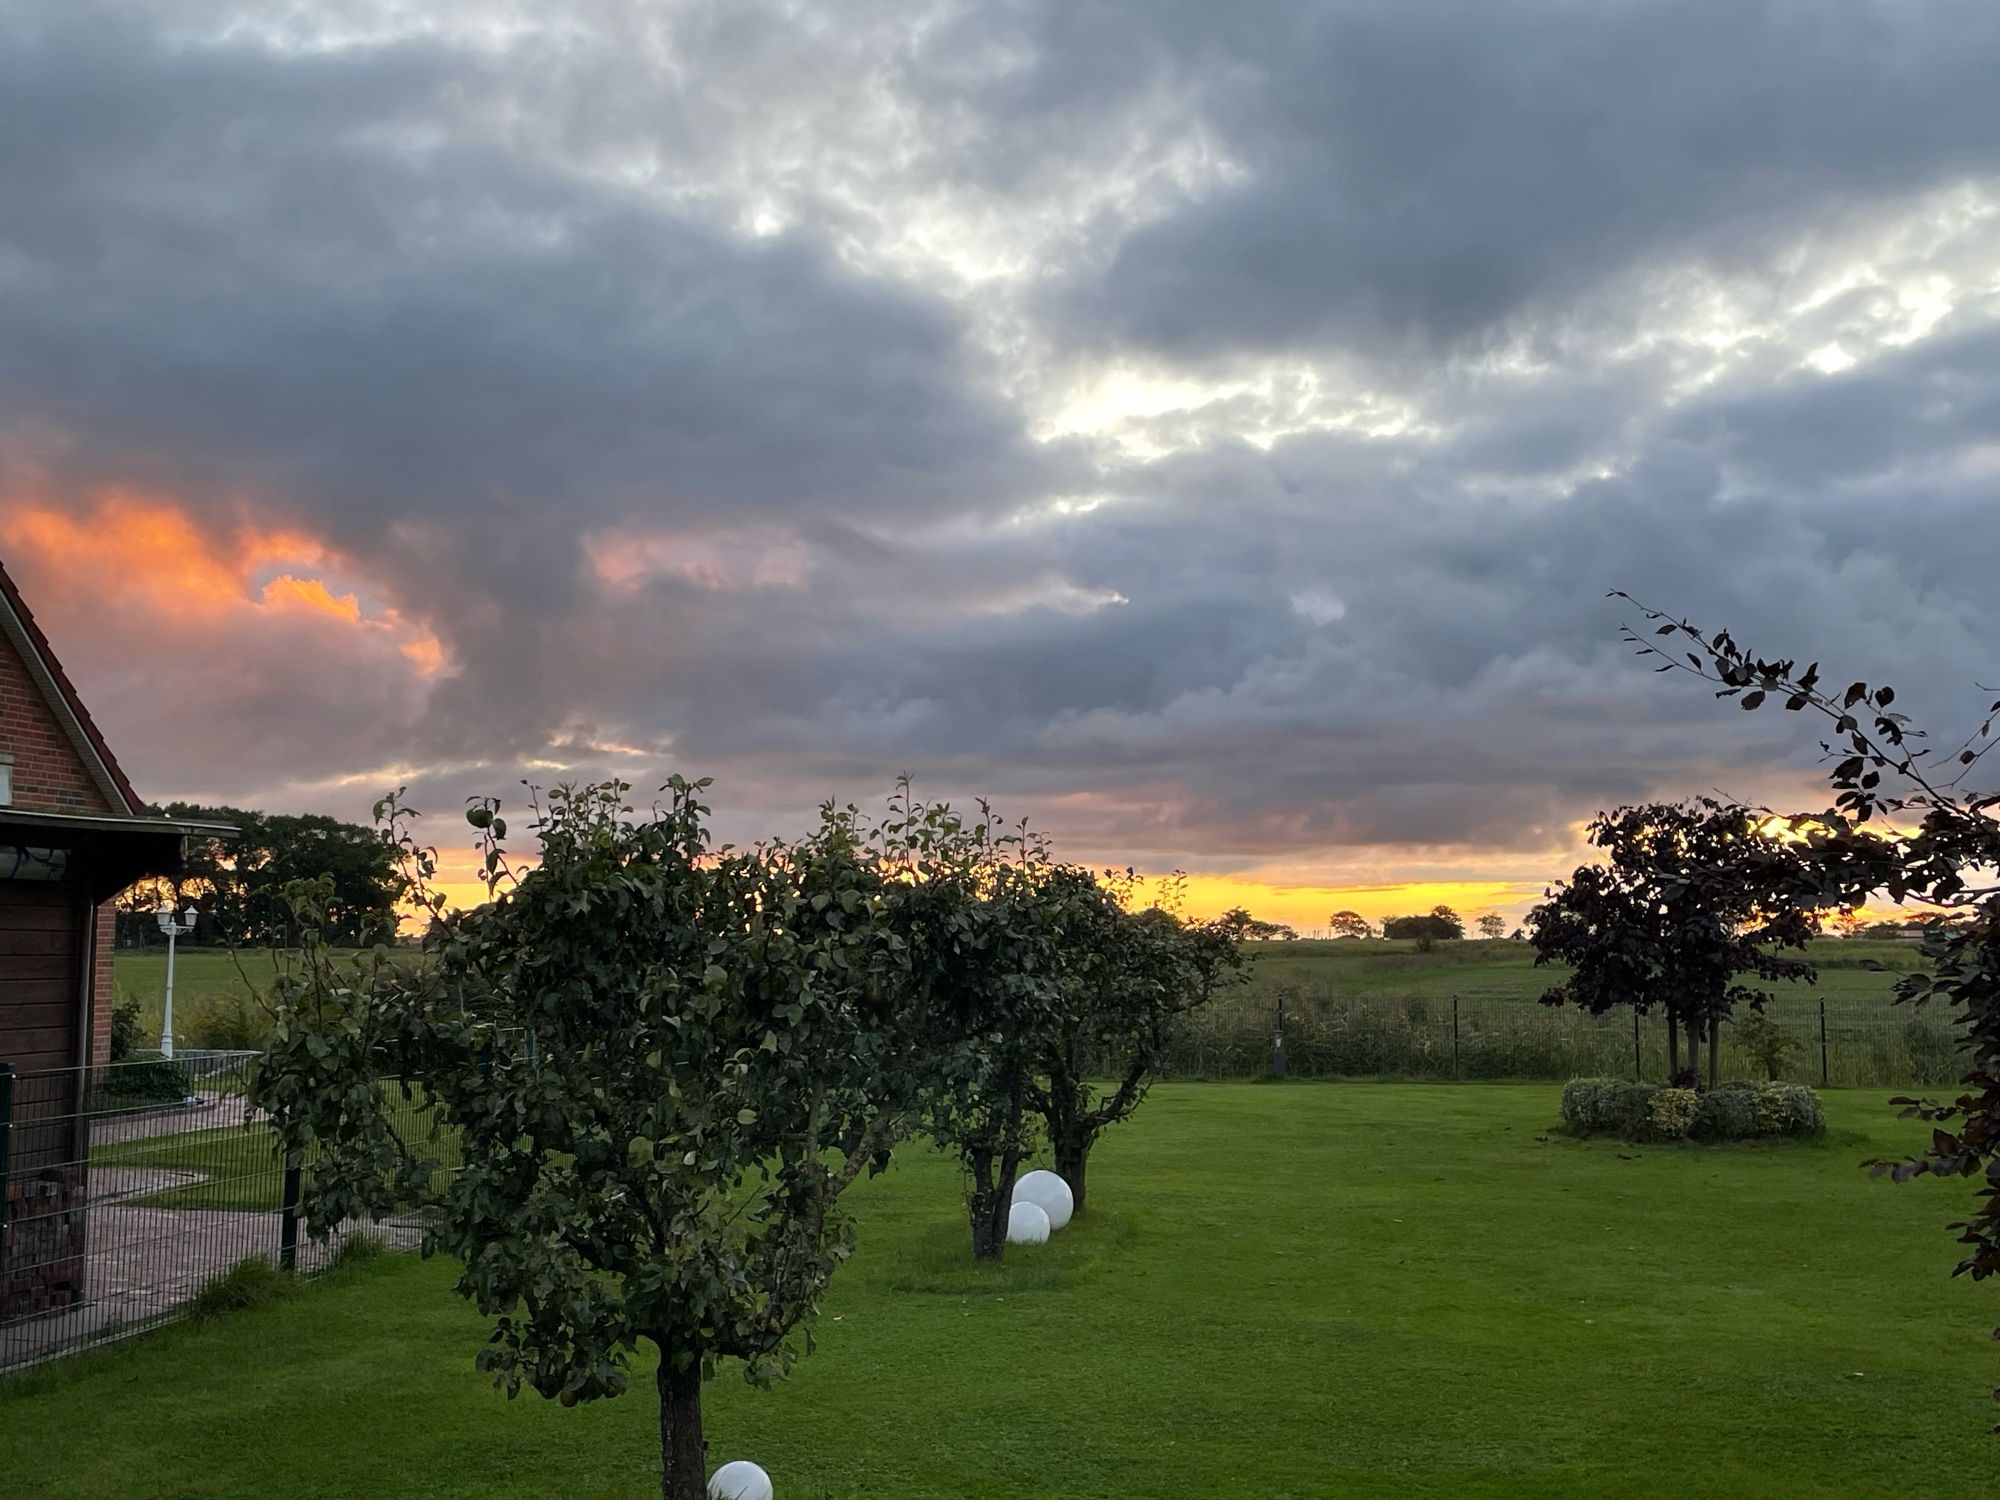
[709,1460,773,1500]
[1012,1170,1074,1231]
[1006,1200,1051,1245]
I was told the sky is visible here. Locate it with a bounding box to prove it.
[3,1,1998,927]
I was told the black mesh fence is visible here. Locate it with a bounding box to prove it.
[1157,990,1970,1086]
[0,1053,443,1373]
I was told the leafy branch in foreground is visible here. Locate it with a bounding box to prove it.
[1617,593,2000,1427]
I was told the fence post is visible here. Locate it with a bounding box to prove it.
[1451,995,1461,1079]
[1271,989,1287,1081]
[1632,1009,1642,1081]
[1819,1000,1830,1087]
[0,1062,13,1292]
[279,1150,303,1272]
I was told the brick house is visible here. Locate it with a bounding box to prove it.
[0,557,231,1318]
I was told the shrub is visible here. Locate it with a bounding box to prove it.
[1648,1087,1700,1140]
[1601,1081,1658,1136]
[1561,1076,1825,1142]
[95,1051,192,1110]
[187,1257,298,1322]
[108,993,146,1062]
[1561,1078,1661,1137]
[180,989,273,1052]
[1754,1082,1825,1137]
[1694,1081,1758,1140]
[1734,1013,1799,1081]
[1560,1078,1613,1129]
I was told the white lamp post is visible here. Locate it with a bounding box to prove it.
[155,902,198,1058]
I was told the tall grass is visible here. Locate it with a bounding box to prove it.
[1163,982,1968,1086]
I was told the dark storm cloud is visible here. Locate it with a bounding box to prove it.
[1,0,1997,885]
[982,0,2000,357]
[0,5,1063,580]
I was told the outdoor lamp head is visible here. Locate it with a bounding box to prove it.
[155,904,174,933]
[182,906,198,930]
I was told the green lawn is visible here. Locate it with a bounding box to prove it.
[1238,935,1922,1006]
[88,1089,457,1212]
[112,948,285,1051]
[8,1084,1994,1498]
[92,1122,287,1210]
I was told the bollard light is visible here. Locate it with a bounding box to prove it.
[1012,1170,1074,1231]
[1006,1201,1051,1245]
[709,1459,773,1500]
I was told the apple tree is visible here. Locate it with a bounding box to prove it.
[252,778,946,1500]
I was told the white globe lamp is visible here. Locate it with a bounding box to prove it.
[709,1460,772,1500]
[1012,1169,1074,1231]
[1006,1200,1051,1245]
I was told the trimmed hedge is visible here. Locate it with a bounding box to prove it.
[1561,1077,1824,1143]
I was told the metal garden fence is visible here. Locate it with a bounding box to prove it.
[0,1052,441,1373]
[1158,989,1970,1087]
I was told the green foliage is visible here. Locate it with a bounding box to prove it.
[1530,799,1820,1082]
[253,777,967,1497]
[1734,1012,1799,1081]
[117,801,407,947]
[178,988,274,1051]
[1755,1082,1826,1138]
[186,1257,299,1323]
[1035,869,1246,1210]
[1695,1081,1759,1141]
[96,1050,192,1109]
[1383,906,1463,942]
[108,993,146,1062]
[1563,1076,1823,1142]
[1648,1087,1700,1140]
[1621,598,2000,1416]
[1561,1078,1658,1137]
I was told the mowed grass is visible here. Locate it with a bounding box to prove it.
[1238,936,1923,1009]
[113,948,288,1049]
[92,1122,286,1211]
[7,1084,1995,1499]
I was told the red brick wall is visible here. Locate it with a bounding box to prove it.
[90,903,115,1067]
[0,635,115,815]
[0,628,123,1067]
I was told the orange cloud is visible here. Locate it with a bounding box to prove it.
[260,574,362,622]
[2,490,448,677]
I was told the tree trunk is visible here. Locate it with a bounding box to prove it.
[969,1171,1008,1260]
[1667,1013,1680,1078]
[656,1354,706,1500]
[1707,1021,1719,1090]
[1054,1137,1089,1216]
[968,1142,1020,1261]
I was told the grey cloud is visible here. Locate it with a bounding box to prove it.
[1000,0,2000,358]
[0,6,1063,593]
[2,0,1997,889]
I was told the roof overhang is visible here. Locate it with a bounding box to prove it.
[0,808,238,902]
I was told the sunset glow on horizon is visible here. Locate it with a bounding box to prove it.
[3,4,1993,937]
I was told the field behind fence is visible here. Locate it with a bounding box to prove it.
[1155,937,1964,1086]
[113,938,1968,1089]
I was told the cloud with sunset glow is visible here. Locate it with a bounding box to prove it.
[2,1,1997,926]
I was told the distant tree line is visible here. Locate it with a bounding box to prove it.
[117,802,407,947]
